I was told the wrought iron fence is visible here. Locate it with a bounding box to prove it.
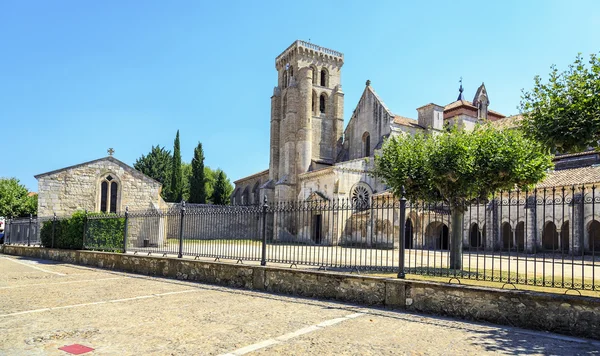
[5,184,600,291]
[3,215,46,246]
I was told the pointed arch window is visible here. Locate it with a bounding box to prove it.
[100,175,119,213]
[363,132,371,157]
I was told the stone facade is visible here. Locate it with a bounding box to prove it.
[36,156,167,217]
[233,40,600,250]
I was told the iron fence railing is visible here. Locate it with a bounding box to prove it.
[3,215,44,246]
[3,184,600,291]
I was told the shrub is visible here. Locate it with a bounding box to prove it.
[40,211,124,251]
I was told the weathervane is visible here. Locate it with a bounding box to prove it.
[108,148,114,157]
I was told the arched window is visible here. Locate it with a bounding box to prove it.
[289,65,293,78]
[282,93,287,117]
[282,71,288,89]
[311,65,318,84]
[502,222,513,249]
[588,220,600,251]
[312,91,317,115]
[405,218,413,249]
[515,221,525,251]
[470,223,482,248]
[362,132,371,157]
[100,175,119,213]
[560,221,569,252]
[542,221,558,251]
[319,94,326,114]
[320,69,327,87]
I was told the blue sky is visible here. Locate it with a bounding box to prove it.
[1,0,599,192]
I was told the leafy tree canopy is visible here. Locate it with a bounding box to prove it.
[133,145,172,200]
[520,53,600,153]
[374,125,554,207]
[0,178,37,217]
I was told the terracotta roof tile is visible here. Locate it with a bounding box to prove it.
[393,115,424,128]
[536,166,600,188]
[489,114,523,129]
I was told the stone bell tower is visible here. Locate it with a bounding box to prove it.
[267,40,344,203]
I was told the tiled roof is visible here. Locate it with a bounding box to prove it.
[393,115,423,128]
[536,165,600,188]
[489,114,523,129]
[444,100,505,118]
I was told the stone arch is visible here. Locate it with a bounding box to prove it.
[469,223,483,249]
[515,221,525,251]
[425,221,449,250]
[560,221,569,253]
[310,65,318,84]
[405,217,414,249]
[587,220,600,251]
[241,186,250,206]
[502,222,513,249]
[362,131,371,157]
[320,68,328,87]
[319,93,327,114]
[542,221,558,251]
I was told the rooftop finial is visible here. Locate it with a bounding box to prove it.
[107,148,115,157]
[366,79,371,86]
[457,77,464,101]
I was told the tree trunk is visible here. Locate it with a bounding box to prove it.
[450,208,464,270]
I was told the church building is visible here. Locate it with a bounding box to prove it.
[232,40,516,208]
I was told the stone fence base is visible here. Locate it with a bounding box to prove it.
[2,245,599,340]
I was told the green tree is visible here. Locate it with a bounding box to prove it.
[169,130,183,202]
[520,53,600,153]
[134,145,172,200]
[189,142,206,204]
[181,162,192,202]
[0,178,37,217]
[374,125,553,269]
[204,167,216,203]
[211,169,233,205]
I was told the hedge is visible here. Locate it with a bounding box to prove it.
[40,211,125,251]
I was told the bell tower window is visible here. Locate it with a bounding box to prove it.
[319,94,326,114]
[100,175,119,213]
[320,69,328,87]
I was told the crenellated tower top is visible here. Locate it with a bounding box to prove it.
[275,40,344,71]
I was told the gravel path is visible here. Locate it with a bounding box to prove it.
[1,254,598,355]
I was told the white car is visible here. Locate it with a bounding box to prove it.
[0,216,4,232]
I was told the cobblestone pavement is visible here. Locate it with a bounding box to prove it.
[1,254,599,355]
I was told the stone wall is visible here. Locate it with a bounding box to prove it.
[3,245,599,340]
[36,157,166,217]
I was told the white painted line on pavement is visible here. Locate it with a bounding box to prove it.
[0,289,202,318]
[219,312,365,356]
[1,256,67,276]
[0,277,124,289]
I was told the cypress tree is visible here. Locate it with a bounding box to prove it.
[211,170,230,205]
[169,130,183,202]
[189,142,206,204]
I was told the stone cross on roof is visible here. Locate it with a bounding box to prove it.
[107,148,115,157]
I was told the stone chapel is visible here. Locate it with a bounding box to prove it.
[35,154,167,217]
